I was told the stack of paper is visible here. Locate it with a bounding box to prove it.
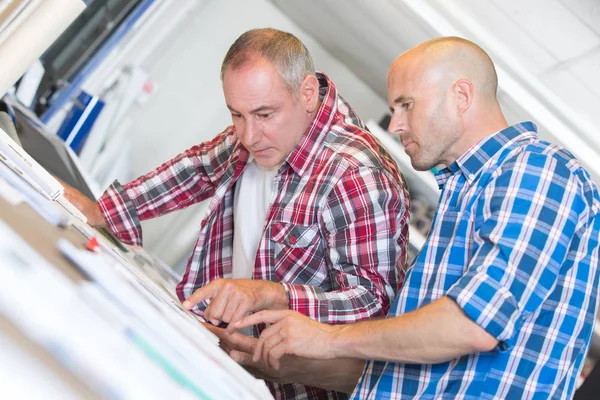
[0,221,273,399]
[0,125,87,224]
[0,161,71,227]
[0,125,63,199]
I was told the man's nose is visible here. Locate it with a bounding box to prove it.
[388,113,407,137]
[240,119,261,147]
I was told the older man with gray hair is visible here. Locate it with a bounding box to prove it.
[63,28,410,399]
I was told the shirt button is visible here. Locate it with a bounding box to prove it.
[289,235,297,244]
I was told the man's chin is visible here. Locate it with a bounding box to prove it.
[254,155,281,168]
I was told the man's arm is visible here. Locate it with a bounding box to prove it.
[207,323,364,393]
[330,297,497,363]
[97,129,237,246]
[234,297,497,370]
[282,166,409,323]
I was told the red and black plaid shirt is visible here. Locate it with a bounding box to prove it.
[98,73,409,399]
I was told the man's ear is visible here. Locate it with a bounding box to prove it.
[454,79,473,116]
[299,75,320,112]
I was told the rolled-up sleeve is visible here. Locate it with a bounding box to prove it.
[97,129,236,246]
[446,152,586,348]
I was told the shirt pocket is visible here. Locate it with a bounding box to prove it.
[269,221,328,285]
[270,221,320,248]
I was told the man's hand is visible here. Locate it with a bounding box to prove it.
[233,310,342,370]
[201,321,257,354]
[200,321,293,382]
[221,323,363,394]
[204,320,362,394]
[182,279,289,329]
[56,177,105,227]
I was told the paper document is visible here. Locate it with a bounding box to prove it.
[0,222,205,399]
[0,161,71,227]
[57,239,272,399]
[0,176,23,204]
[0,126,64,199]
[55,195,88,223]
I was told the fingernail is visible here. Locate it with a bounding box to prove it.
[182,301,191,309]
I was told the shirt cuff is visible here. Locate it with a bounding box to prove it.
[97,181,143,246]
[282,282,329,323]
[446,269,523,351]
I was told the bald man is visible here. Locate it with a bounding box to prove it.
[226,37,600,399]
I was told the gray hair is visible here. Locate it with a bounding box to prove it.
[220,28,315,94]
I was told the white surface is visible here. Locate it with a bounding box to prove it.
[491,0,598,61]
[14,58,44,107]
[0,126,64,199]
[0,176,22,204]
[0,0,85,97]
[0,331,80,400]
[408,225,427,253]
[0,217,272,399]
[0,162,72,227]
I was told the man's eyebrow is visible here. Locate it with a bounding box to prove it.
[393,95,411,104]
[226,105,275,114]
[389,96,412,113]
[250,105,274,114]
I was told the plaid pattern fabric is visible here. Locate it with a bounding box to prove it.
[98,73,410,400]
[353,122,600,400]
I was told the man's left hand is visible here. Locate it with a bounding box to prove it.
[182,279,289,329]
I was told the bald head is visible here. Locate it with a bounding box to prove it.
[389,36,498,103]
[386,37,508,169]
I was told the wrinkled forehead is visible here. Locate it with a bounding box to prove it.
[223,61,287,93]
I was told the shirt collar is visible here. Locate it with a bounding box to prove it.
[434,121,538,188]
[284,72,339,176]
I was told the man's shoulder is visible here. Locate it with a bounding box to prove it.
[488,138,599,205]
[498,138,585,179]
[185,126,238,157]
[321,120,399,173]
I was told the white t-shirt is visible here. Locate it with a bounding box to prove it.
[232,161,279,279]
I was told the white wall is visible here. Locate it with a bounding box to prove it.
[125,0,389,267]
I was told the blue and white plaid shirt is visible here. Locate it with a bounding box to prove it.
[353,122,600,399]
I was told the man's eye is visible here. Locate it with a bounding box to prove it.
[231,114,242,119]
[258,113,271,119]
[402,103,411,110]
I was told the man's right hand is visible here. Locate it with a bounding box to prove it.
[233,310,340,370]
[56,178,106,227]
